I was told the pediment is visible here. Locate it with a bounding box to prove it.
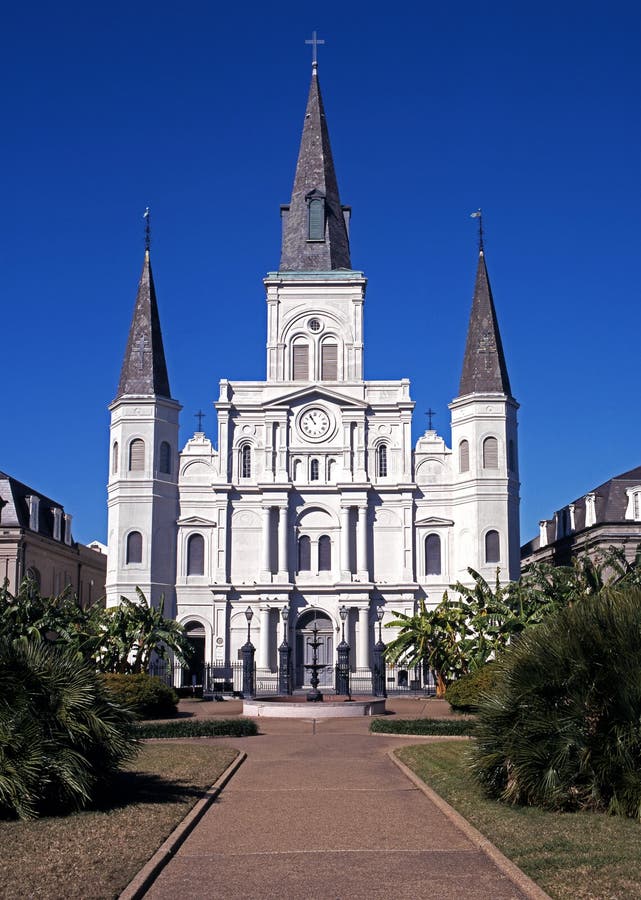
[269,385,367,410]
[415,516,454,527]
[177,516,217,527]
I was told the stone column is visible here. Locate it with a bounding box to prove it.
[261,507,271,576]
[357,606,369,669]
[278,506,288,578]
[258,605,270,670]
[356,504,368,579]
[340,506,351,579]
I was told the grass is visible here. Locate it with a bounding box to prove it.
[0,742,238,899]
[134,717,257,738]
[397,742,641,900]
[370,717,474,735]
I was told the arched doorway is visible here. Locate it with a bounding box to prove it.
[183,620,206,689]
[295,609,334,688]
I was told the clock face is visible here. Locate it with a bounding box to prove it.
[299,407,331,439]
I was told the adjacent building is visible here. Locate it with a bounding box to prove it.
[106,59,520,684]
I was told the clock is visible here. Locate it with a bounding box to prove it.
[299,407,331,439]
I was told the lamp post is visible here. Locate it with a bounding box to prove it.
[241,605,255,698]
[278,603,292,695]
[336,604,351,699]
[373,605,387,698]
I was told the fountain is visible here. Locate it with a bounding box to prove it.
[304,617,324,702]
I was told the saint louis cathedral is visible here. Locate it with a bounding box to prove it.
[105,57,520,685]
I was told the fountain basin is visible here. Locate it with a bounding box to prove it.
[243,697,386,718]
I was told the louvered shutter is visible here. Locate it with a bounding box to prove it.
[129,439,145,471]
[308,199,325,240]
[159,441,171,474]
[425,534,441,575]
[321,343,338,380]
[293,344,309,381]
[127,531,142,564]
[483,437,498,469]
[485,530,500,563]
[187,534,205,576]
[459,440,469,473]
[318,535,331,571]
[298,536,311,571]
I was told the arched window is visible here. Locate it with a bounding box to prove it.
[377,444,388,478]
[187,534,205,576]
[292,459,302,482]
[298,535,311,572]
[310,459,320,481]
[26,566,41,588]
[112,441,119,475]
[129,439,145,472]
[292,341,309,381]
[425,534,441,575]
[459,439,469,473]
[321,341,338,380]
[159,441,171,474]
[126,531,143,564]
[327,459,336,482]
[485,530,500,563]
[308,197,325,240]
[241,444,251,478]
[318,535,331,571]
[508,439,515,472]
[482,436,499,469]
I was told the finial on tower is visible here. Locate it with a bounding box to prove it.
[470,208,484,253]
[305,30,325,70]
[194,409,206,432]
[144,207,151,253]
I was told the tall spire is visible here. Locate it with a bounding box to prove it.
[115,247,171,399]
[279,62,351,271]
[458,250,512,397]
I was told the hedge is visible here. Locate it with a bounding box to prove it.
[370,718,474,736]
[134,718,258,739]
[102,673,179,719]
[445,663,501,712]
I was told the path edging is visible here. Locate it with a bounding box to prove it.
[388,750,551,900]
[119,751,246,900]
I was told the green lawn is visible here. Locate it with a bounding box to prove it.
[0,742,238,900]
[397,742,641,900]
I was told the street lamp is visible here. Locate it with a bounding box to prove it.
[374,605,387,698]
[339,604,347,641]
[337,604,351,699]
[281,604,290,643]
[376,605,384,641]
[278,603,292,696]
[244,605,254,644]
[242,606,255,698]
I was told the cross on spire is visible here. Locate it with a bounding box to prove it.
[426,408,436,430]
[144,207,151,252]
[195,410,206,431]
[305,30,325,66]
[470,209,484,252]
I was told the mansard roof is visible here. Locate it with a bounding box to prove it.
[0,471,73,542]
[115,250,172,400]
[279,64,351,271]
[458,251,512,397]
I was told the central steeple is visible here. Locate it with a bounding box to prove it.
[279,61,352,271]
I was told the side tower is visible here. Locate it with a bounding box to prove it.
[106,243,181,610]
[449,249,520,580]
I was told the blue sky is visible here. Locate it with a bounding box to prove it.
[2,1,639,546]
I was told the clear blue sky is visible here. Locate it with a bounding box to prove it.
[2,1,639,546]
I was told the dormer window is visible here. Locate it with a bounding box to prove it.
[626,487,641,521]
[306,190,325,241]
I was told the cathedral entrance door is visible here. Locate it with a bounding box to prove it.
[295,610,334,688]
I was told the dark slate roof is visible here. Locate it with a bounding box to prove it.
[568,465,641,528]
[279,64,351,271]
[115,250,171,399]
[458,251,512,397]
[0,471,72,542]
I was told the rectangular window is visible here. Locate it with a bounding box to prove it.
[293,344,309,381]
[321,343,338,380]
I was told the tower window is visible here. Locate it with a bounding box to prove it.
[126,531,143,564]
[508,439,516,472]
[485,530,500,564]
[308,318,322,333]
[321,342,338,380]
[129,439,145,472]
[482,436,499,469]
[310,459,320,481]
[159,441,171,474]
[112,441,119,475]
[318,535,331,571]
[377,444,388,478]
[425,534,441,576]
[298,535,311,572]
[187,534,205,576]
[292,342,309,381]
[459,440,470,473]
[241,445,252,478]
[308,197,325,241]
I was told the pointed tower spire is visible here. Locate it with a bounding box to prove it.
[459,250,512,397]
[279,61,351,271]
[116,246,171,399]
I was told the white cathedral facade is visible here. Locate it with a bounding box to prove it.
[106,60,520,686]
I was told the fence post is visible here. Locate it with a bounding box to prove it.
[372,640,387,697]
[336,639,351,697]
[241,640,255,698]
[278,639,292,695]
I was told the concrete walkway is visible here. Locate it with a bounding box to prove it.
[144,713,534,900]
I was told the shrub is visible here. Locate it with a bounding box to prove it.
[101,673,179,719]
[0,638,137,820]
[445,662,501,712]
[135,718,258,739]
[471,586,641,818]
[370,718,474,736]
